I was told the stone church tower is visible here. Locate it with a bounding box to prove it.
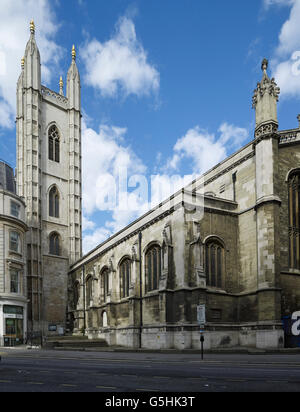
[252,58,282,337]
[16,22,82,334]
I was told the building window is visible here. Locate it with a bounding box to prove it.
[120,258,131,298]
[73,281,80,309]
[288,171,300,269]
[10,231,20,253]
[10,201,20,218]
[102,311,108,328]
[10,269,20,294]
[49,186,59,218]
[145,245,161,292]
[101,269,110,302]
[48,125,60,162]
[49,233,60,256]
[205,238,224,288]
[86,276,93,306]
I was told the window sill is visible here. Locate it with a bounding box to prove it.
[45,253,68,260]
[281,269,300,276]
[144,290,159,297]
[9,251,22,258]
[206,287,227,294]
[9,292,22,296]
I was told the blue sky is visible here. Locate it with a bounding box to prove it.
[0,0,299,253]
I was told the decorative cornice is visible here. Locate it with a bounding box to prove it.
[254,195,282,211]
[253,121,279,146]
[41,85,68,108]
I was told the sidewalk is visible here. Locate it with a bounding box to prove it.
[2,344,300,355]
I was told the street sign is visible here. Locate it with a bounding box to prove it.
[197,304,206,325]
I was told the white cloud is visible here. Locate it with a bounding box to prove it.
[82,226,112,254]
[81,119,149,253]
[267,0,300,98]
[82,215,96,232]
[81,16,160,98]
[263,0,295,9]
[82,120,146,216]
[275,0,300,57]
[0,0,62,129]
[82,121,248,253]
[218,123,249,149]
[162,123,248,176]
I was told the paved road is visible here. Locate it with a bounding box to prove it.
[0,349,300,393]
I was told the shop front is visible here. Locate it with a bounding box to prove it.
[1,305,25,347]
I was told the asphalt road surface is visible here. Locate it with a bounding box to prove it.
[0,348,300,393]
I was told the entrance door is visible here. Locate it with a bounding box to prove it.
[5,318,23,346]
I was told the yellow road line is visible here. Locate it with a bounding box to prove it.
[96,385,117,390]
[136,388,159,392]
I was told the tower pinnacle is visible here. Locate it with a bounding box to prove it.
[59,76,64,95]
[252,58,280,137]
[30,20,35,35]
[261,58,268,73]
[72,45,76,61]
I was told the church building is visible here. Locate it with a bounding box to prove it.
[67,58,300,350]
[1,22,300,349]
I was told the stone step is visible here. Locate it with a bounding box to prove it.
[44,337,108,349]
[46,335,89,342]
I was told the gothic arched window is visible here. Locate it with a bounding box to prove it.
[288,171,300,269]
[205,238,224,288]
[49,186,59,218]
[120,258,131,298]
[73,281,80,309]
[86,276,93,307]
[49,232,60,256]
[145,245,161,292]
[48,125,60,162]
[101,268,110,302]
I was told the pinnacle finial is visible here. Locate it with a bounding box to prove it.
[59,76,64,95]
[72,44,76,61]
[297,114,300,129]
[30,20,35,35]
[261,58,268,72]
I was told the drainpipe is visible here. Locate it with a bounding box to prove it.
[139,231,143,349]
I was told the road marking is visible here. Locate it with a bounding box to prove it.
[189,377,206,381]
[136,388,159,392]
[226,379,246,382]
[153,376,170,379]
[96,385,117,390]
[0,380,11,383]
[27,382,44,385]
[61,384,78,387]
